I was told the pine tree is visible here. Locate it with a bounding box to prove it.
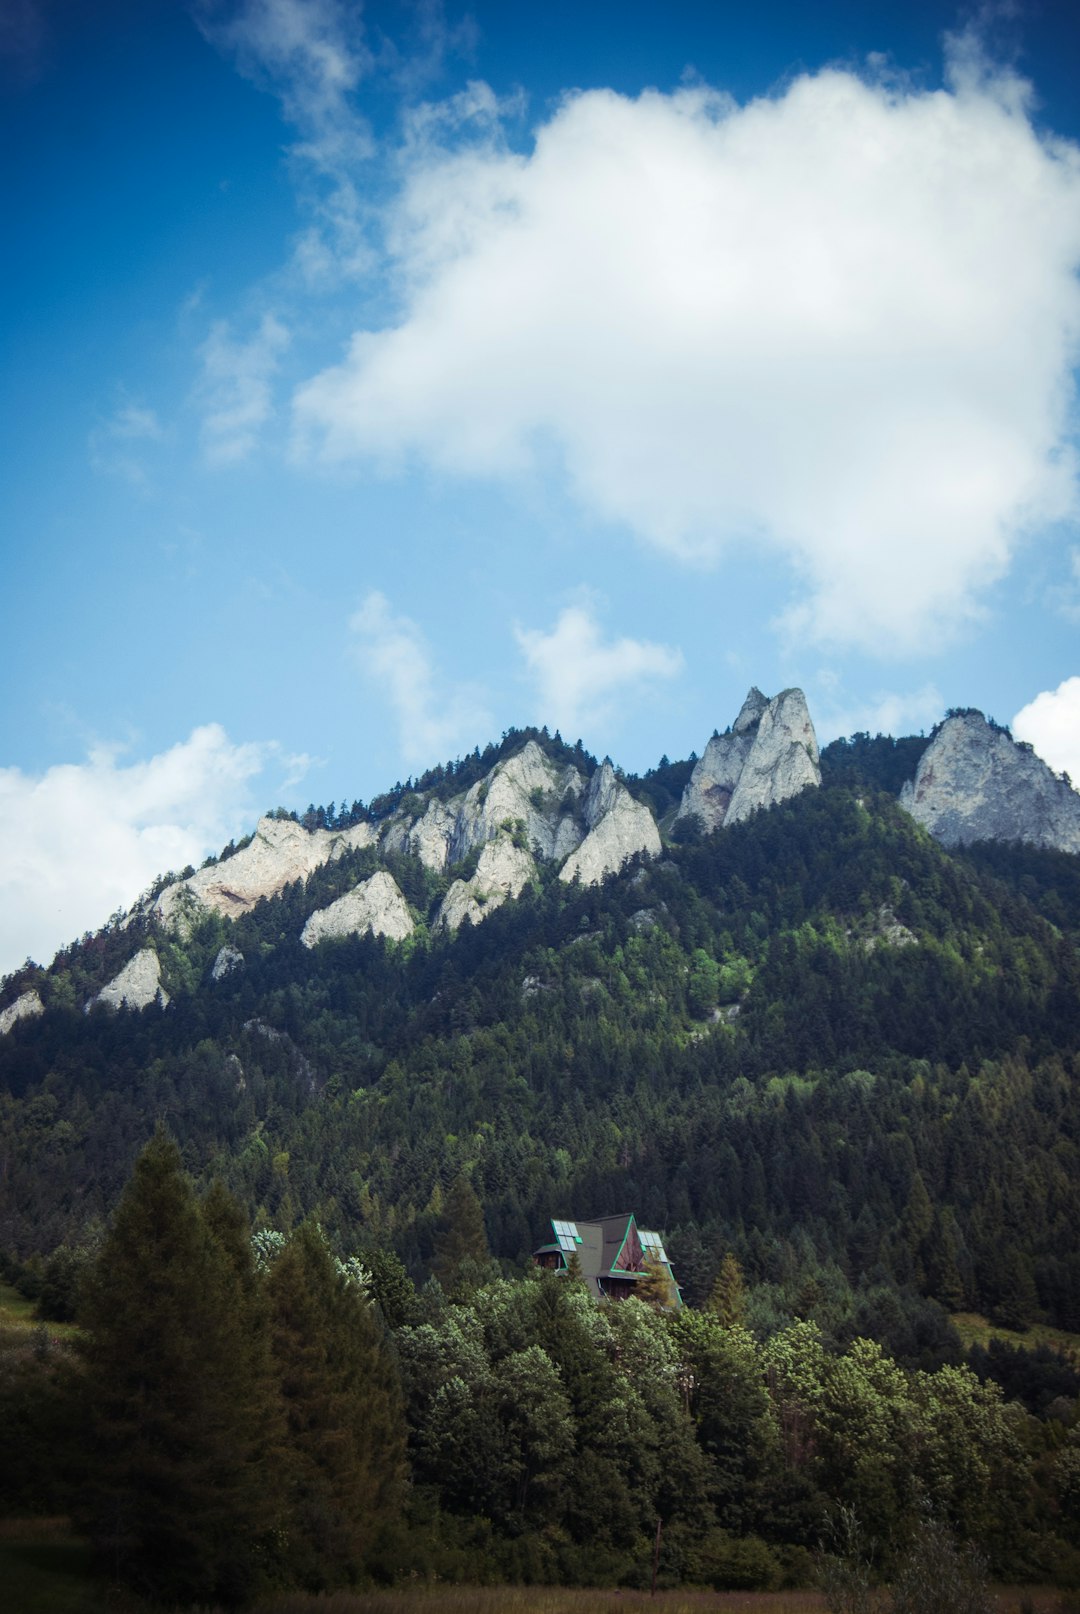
[267,1221,407,1589]
[636,1252,677,1309]
[78,1131,282,1605]
[432,1173,493,1298]
[706,1252,747,1327]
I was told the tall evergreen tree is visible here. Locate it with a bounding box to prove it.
[78,1130,282,1605]
[432,1173,493,1297]
[706,1252,747,1327]
[267,1221,407,1589]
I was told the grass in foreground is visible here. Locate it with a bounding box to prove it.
[0,1518,102,1614]
[0,1521,1074,1614]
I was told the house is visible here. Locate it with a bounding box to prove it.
[533,1213,682,1306]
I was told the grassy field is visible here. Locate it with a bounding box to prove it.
[0,1277,39,1325]
[950,1311,1080,1363]
[0,1518,1075,1614]
[0,1519,104,1614]
[243,1588,1077,1613]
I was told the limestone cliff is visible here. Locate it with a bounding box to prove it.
[0,989,44,1036]
[559,762,661,887]
[436,834,537,933]
[379,740,584,875]
[211,945,245,981]
[88,948,168,1013]
[677,687,821,832]
[154,816,376,926]
[899,713,1080,853]
[301,871,414,948]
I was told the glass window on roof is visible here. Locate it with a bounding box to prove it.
[640,1230,669,1262]
[552,1218,581,1252]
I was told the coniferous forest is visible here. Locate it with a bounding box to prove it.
[1,730,1080,1603]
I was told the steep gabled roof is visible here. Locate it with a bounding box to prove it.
[538,1213,681,1305]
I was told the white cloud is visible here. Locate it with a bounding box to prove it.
[0,725,309,976]
[515,605,683,741]
[197,313,289,464]
[197,0,375,283]
[813,679,944,743]
[295,50,1080,656]
[349,591,492,768]
[1013,677,1080,785]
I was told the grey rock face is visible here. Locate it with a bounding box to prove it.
[436,835,537,933]
[675,729,757,833]
[88,949,168,1013]
[676,687,821,832]
[378,742,584,878]
[0,989,44,1036]
[301,871,414,948]
[450,741,585,864]
[559,762,661,886]
[899,713,1080,852]
[154,816,377,926]
[406,800,457,872]
[726,688,821,827]
[211,945,245,981]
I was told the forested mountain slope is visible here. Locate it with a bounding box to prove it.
[1,723,1078,1340]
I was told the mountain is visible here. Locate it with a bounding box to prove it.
[1,692,1079,1345]
[899,709,1080,853]
[675,686,821,832]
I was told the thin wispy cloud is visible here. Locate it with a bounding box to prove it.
[197,0,376,283]
[349,591,492,768]
[515,604,683,742]
[89,402,166,486]
[295,39,1080,657]
[197,313,290,464]
[812,678,944,744]
[0,724,310,976]
[1013,677,1080,786]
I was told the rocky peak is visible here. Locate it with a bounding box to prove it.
[380,739,585,876]
[726,687,821,827]
[559,764,661,887]
[676,687,821,833]
[153,816,376,927]
[733,686,770,733]
[450,740,584,865]
[899,712,1080,853]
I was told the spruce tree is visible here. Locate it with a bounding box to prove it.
[267,1221,407,1589]
[432,1173,493,1298]
[78,1131,282,1605]
[707,1252,747,1327]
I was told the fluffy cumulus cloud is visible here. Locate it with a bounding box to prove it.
[349,591,492,767]
[1013,676,1080,785]
[515,605,683,740]
[197,314,290,463]
[0,725,306,976]
[295,44,1080,655]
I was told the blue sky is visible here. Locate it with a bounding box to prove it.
[3,0,1080,973]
